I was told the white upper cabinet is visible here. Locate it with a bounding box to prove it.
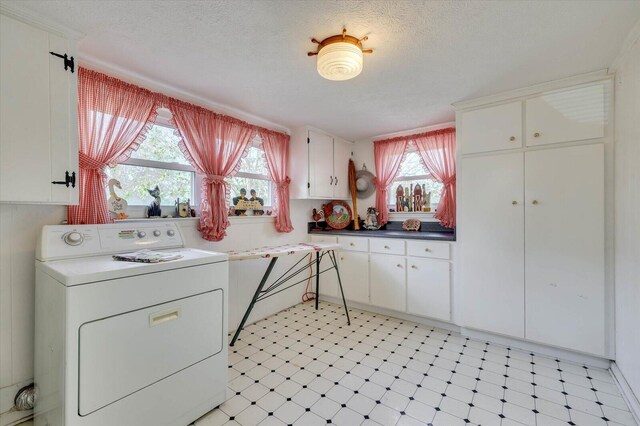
[526,83,606,147]
[289,127,353,200]
[457,101,522,155]
[0,13,79,204]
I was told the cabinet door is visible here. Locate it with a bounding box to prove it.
[337,251,369,304]
[308,130,335,198]
[526,82,606,147]
[524,144,604,356]
[332,138,352,200]
[407,257,450,321]
[457,101,522,154]
[0,14,78,204]
[458,153,525,338]
[370,254,406,312]
[310,235,339,298]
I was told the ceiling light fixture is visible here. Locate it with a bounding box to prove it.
[308,28,373,81]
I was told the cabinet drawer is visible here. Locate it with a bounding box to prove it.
[337,236,368,252]
[406,240,450,260]
[309,235,338,244]
[370,238,405,255]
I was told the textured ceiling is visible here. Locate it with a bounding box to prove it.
[4,0,640,140]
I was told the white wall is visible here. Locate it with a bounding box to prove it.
[0,200,314,425]
[613,30,640,401]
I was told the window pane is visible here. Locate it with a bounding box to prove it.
[388,179,443,210]
[238,145,269,176]
[397,152,427,177]
[105,164,193,206]
[130,124,190,165]
[227,177,272,207]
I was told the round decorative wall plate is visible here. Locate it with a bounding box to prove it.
[325,201,353,230]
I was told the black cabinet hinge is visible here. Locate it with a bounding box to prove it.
[307,182,310,189]
[49,52,75,73]
[52,171,76,188]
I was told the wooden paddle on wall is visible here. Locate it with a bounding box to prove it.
[348,159,359,230]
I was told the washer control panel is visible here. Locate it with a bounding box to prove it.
[37,222,184,261]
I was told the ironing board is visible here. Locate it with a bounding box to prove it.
[227,242,350,346]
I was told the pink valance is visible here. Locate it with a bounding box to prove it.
[374,127,456,228]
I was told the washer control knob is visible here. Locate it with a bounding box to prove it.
[153,230,161,237]
[63,231,83,246]
[167,229,176,237]
[137,231,146,238]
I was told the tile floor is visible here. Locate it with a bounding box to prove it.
[195,301,637,426]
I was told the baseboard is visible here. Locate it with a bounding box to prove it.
[321,296,613,369]
[461,328,611,369]
[610,362,640,424]
[0,382,33,426]
[319,296,462,334]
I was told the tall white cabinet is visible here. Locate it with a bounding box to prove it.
[456,77,610,357]
[289,127,352,200]
[0,12,79,204]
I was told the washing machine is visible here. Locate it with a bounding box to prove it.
[34,222,228,426]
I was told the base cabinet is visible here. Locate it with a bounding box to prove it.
[370,254,407,312]
[310,235,339,298]
[407,257,450,321]
[338,251,369,304]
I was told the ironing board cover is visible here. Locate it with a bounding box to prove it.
[227,242,340,261]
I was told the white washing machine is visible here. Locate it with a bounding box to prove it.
[34,222,228,426]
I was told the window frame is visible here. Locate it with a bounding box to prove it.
[386,148,442,211]
[112,117,202,208]
[226,139,274,209]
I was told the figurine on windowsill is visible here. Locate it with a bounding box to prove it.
[175,198,190,218]
[146,185,162,217]
[107,178,128,219]
[249,189,264,215]
[232,188,248,216]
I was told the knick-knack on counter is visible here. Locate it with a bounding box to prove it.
[147,185,162,217]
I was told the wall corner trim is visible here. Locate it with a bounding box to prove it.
[610,362,640,425]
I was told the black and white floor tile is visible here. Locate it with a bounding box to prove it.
[196,302,636,426]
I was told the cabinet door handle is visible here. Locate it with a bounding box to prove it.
[533,132,541,138]
[396,264,403,268]
[349,243,355,246]
[532,200,539,205]
[411,265,418,269]
[512,200,518,205]
[424,248,431,252]
[384,245,390,249]
[340,257,344,261]
[334,177,338,185]
[330,176,333,185]
[509,136,516,141]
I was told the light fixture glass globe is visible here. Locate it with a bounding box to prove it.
[317,42,363,81]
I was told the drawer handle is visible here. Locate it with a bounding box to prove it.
[384,245,391,249]
[512,200,518,206]
[532,199,539,205]
[411,265,418,269]
[396,264,403,268]
[424,248,431,252]
[350,243,355,246]
[341,257,344,261]
[509,136,516,142]
[149,307,181,327]
[533,132,541,138]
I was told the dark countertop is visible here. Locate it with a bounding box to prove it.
[308,221,456,241]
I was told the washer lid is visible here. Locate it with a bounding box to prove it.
[36,248,228,286]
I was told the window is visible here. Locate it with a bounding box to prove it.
[105,124,197,206]
[226,142,273,208]
[388,150,443,212]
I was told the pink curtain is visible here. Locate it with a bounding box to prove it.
[261,130,294,233]
[170,102,255,241]
[413,128,456,228]
[373,138,409,225]
[67,68,158,224]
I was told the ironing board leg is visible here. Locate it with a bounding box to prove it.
[330,250,351,325]
[315,251,320,310]
[230,257,278,347]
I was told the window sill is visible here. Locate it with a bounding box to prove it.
[388,211,438,222]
